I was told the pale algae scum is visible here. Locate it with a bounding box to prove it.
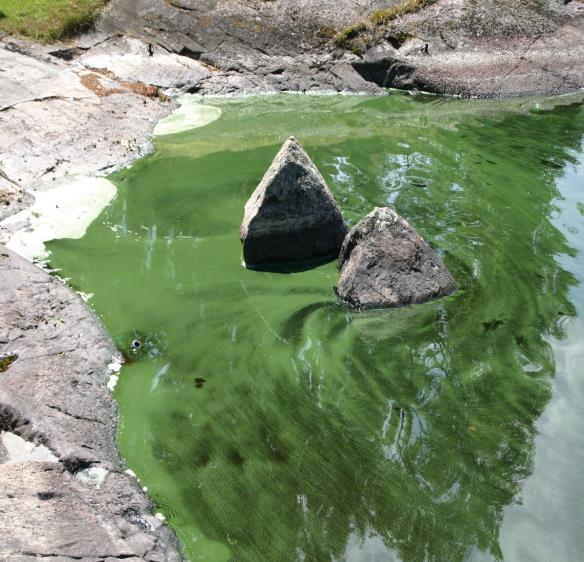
[0,95,221,260]
[2,176,116,262]
[46,93,584,562]
[153,95,222,137]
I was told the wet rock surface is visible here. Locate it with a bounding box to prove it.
[240,137,347,267]
[336,207,456,310]
[0,247,183,561]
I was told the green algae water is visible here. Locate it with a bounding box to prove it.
[48,94,584,562]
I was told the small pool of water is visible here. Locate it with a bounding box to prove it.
[48,94,584,562]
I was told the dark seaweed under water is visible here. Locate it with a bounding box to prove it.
[48,94,584,562]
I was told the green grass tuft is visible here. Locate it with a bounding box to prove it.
[333,0,436,52]
[369,0,438,26]
[333,22,368,48]
[0,0,106,42]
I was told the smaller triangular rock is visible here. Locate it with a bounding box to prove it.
[240,137,347,267]
[336,207,456,309]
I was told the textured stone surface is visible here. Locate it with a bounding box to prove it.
[98,0,390,59]
[97,0,584,98]
[240,137,347,266]
[0,247,183,561]
[0,37,173,226]
[78,36,212,89]
[95,0,389,95]
[0,35,185,560]
[336,207,456,309]
[353,0,584,97]
[0,178,31,223]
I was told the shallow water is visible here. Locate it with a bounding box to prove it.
[48,94,584,562]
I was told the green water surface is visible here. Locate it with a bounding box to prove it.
[48,94,584,562]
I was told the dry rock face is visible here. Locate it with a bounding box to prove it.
[0,35,192,561]
[240,137,347,266]
[336,207,456,309]
[0,37,177,229]
[98,0,584,97]
[353,0,584,97]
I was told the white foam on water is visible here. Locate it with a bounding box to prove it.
[1,176,116,262]
[107,374,119,391]
[106,358,123,391]
[153,95,222,136]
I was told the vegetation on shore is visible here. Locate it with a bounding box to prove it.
[369,0,437,26]
[0,0,105,42]
[334,0,437,52]
[333,22,368,50]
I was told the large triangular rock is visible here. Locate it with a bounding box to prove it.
[240,137,347,267]
[336,207,456,309]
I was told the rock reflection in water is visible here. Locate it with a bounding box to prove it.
[47,96,584,562]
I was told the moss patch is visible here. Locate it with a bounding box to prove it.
[369,0,438,26]
[0,354,18,373]
[0,0,106,42]
[333,22,369,49]
[333,0,436,53]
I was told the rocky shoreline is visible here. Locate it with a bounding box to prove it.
[0,248,181,561]
[95,0,584,97]
[1,0,583,559]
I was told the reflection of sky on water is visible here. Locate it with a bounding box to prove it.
[500,149,584,562]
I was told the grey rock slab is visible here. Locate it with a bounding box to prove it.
[0,431,58,463]
[146,30,205,59]
[0,462,129,559]
[0,247,117,466]
[240,137,347,266]
[0,461,178,560]
[91,0,584,97]
[78,36,212,89]
[0,93,168,191]
[0,43,95,111]
[326,62,384,94]
[99,0,391,58]
[0,41,172,204]
[0,247,183,561]
[336,207,456,309]
[0,178,31,222]
[368,0,584,97]
[96,0,584,98]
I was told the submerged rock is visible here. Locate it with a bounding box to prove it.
[240,137,347,267]
[336,207,456,309]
